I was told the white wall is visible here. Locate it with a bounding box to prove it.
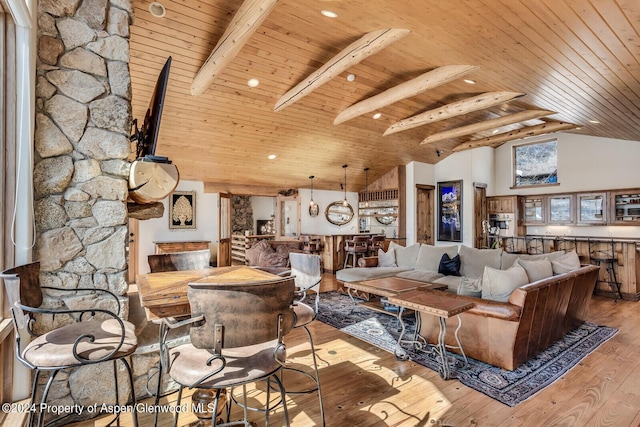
[136,180,219,274]
[299,188,360,235]
[493,132,640,195]
[491,132,640,238]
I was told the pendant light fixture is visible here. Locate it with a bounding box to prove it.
[364,167,370,208]
[309,175,319,217]
[342,164,348,206]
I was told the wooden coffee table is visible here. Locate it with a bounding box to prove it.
[344,277,446,315]
[388,289,473,380]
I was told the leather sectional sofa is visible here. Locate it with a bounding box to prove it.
[336,243,599,370]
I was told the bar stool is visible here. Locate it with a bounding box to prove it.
[555,237,577,253]
[588,238,623,302]
[526,237,544,254]
[344,235,369,268]
[301,235,322,255]
[367,234,386,256]
[503,237,526,254]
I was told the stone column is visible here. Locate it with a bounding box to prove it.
[33,0,135,412]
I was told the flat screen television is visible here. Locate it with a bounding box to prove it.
[132,56,172,162]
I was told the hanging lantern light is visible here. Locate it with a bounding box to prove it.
[364,167,370,208]
[342,165,348,206]
[309,175,319,217]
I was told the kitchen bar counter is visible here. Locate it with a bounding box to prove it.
[320,233,405,274]
[499,235,640,300]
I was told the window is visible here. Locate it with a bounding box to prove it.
[513,139,558,187]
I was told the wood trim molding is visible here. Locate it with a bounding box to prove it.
[274,28,411,112]
[420,109,555,145]
[384,91,526,136]
[204,182,283,196]
[452,121,578,152]
[190,0,279,96]
[334,64,478,125]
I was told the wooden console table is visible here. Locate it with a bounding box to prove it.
[154,240,211,254]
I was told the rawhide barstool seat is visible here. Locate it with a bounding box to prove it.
[344,235,369,268]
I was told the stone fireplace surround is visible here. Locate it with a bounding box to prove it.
[30,0,163,418]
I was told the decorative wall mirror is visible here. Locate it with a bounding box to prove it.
[325,201,354,226]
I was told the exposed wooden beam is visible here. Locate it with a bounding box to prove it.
[452,121,579,152]
[383,91,526,136]
[190,0,279,96]
[334,65,478,125]
[274,28,411,112]
[204,182,283,196]
[420,109,555,145]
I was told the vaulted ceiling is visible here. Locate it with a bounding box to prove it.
[129,0,640,194]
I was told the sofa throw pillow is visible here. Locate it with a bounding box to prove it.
[415,245,458,272]
[245,239,274,266]
[551,250,581,274]
[395,243,421,268]
[459,245,502,279]
[378,248,397,267]
[457,277,482,298]
[501,250,565,270]
[516,257,553,282]
[481,264,529,302]
[438,253,461,276]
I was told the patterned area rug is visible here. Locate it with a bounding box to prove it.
[317,291,618,406]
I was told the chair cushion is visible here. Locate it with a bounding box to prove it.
[481,264,529,302]
[169,339,285,388]
[516,257,553,282]
[245,240,273,266]
[551,250,582,274]
[22,319,137,367]
[415,245,458,272]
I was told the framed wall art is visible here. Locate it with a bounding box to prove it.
[437,180,462,242]
[169,191,196,229]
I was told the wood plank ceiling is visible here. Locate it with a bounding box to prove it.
[129,0,640,194]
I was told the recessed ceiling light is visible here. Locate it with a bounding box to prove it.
[346,73,355,82]
[268,154,277,160]
[589,120,600,124]
[149,2,166,18]
[372,113,382,119]
[321,10,338,18]
[463,79,476,85]
[247,78,259,87]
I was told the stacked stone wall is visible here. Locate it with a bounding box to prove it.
[33,0,136,415]
[232,195,254,233]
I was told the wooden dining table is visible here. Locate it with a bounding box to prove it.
[136,265,280,320]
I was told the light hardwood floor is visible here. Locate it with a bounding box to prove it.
[66,273,640,426]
